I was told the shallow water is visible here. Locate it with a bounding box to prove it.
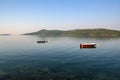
[0,35,120,80]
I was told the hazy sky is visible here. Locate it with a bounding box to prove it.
[0,0,120,34]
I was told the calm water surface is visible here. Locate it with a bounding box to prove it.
[0,35,120,80]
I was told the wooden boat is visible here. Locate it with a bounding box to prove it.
[80,43,96,48]
[37,41,48,43]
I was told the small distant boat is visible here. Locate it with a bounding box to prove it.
[80,43,96,48]
[37,41,48,43]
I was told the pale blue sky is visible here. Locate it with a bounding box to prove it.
[0,0,120,34]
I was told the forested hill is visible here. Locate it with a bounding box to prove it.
[24,29,120,37]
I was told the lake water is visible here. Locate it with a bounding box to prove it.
[0,35,120,80]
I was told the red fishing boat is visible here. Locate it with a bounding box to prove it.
[80,43,96,48]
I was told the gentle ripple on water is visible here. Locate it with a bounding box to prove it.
[0,35,120,79]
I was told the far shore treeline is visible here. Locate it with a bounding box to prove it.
[24,28,120,37]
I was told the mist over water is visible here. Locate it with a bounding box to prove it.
[0,35,120,80]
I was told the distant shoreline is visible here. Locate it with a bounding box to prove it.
[24,28,120,37]
[0,34,11,36]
